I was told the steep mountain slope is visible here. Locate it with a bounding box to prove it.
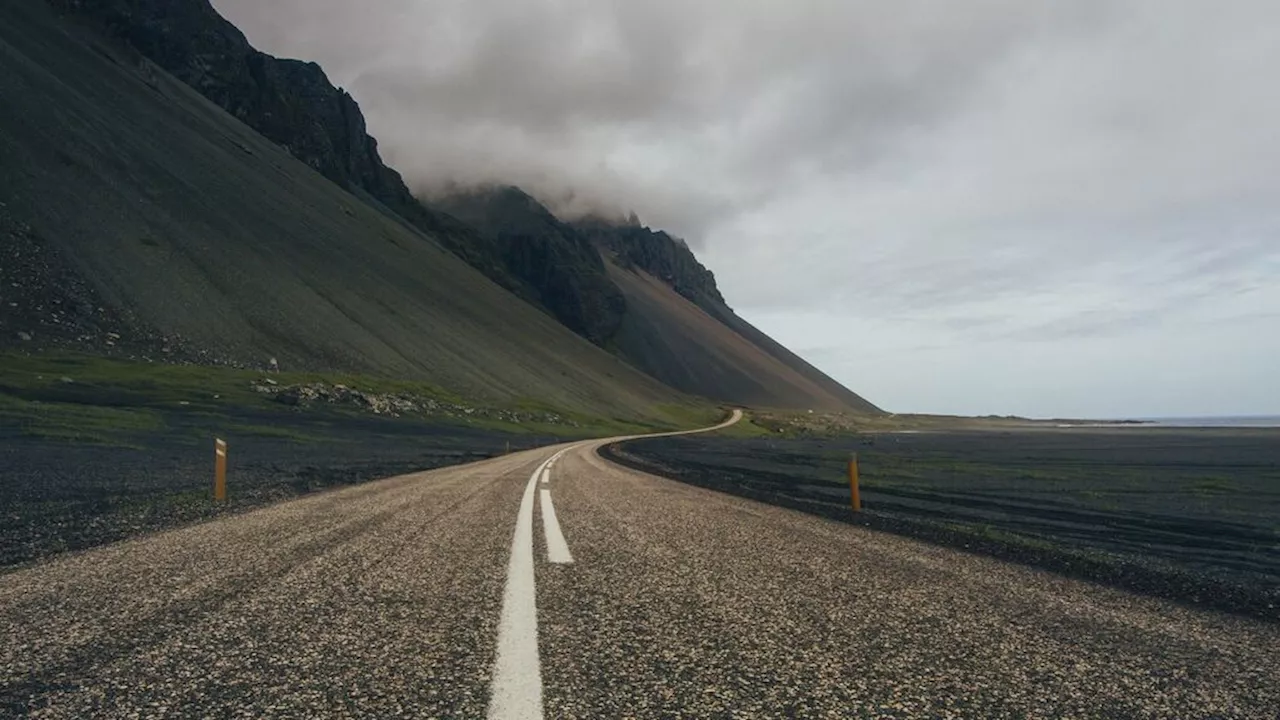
[581,221,880,413]
[575,218,725,307]
[0,0,685,420]
[603,261,880,413]
[443,190,882,413]
[43,0,523,298]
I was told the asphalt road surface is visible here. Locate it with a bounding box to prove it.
[3,410,1277,718]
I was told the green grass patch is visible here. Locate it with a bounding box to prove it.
[0,392,162,446]
[651,403,728,431]
[709,411,775,438]
[0,352,466,412]
[0,351,725,442]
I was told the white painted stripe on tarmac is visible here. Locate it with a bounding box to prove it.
[485,413,741,718]
[539,489,573,564]
[540,468,549,484]
[487,447,570,720]
[487,454,552,719]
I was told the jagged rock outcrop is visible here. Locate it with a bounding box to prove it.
[437,187,626,346]
[49,0,387,192]
[575,219,726,309]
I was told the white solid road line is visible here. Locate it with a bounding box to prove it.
[539,489,574,564]
[540,468,549,484]
[486,412,740,718]
[486,447,570,720]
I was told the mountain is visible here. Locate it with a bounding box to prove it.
[585,224,880,414]
[0,0,684,420]
[440,189,881,413]
[40,0,627,350]
[436,186,625,346]
[12,0,882,415]
[42,0,524,298]
[574,217,726,307]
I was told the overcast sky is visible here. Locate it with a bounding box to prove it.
[213,0,1279,418]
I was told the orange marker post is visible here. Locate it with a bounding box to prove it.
[214,438,227,502]
[848,453,861,512]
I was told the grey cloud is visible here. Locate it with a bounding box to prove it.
[211,0,1104,238]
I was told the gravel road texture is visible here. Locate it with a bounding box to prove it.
[3,434,1277,717]
[605,428,1280,619]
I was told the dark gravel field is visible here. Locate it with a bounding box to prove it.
[605,427,1280,619]
[0,407,560,570]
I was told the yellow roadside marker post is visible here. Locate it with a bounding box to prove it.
[848,453,861,512]
[214,438,227,501]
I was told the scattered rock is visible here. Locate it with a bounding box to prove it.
[248,379,571,426]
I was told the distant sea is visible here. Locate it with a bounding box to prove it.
[1131,416,1280,428]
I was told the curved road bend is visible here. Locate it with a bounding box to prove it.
[1,409,1276,718]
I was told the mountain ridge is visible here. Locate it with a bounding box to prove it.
[435,186,626,346]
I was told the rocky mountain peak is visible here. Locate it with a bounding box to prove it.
[572,217,726,309]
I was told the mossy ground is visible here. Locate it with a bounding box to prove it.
[0,351,723,569]
[0,352,715,446]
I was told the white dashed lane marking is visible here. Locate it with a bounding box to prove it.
[486,413,742,719]
[540,489,573,564]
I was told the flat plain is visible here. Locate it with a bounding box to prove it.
[607,426,1280,619]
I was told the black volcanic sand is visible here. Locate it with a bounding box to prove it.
[0,407,563,571]
[605,427,1280,619]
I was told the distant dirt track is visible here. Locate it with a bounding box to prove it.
[2,410,1277,718]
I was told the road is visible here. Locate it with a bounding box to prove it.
[2,410,1277,718]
